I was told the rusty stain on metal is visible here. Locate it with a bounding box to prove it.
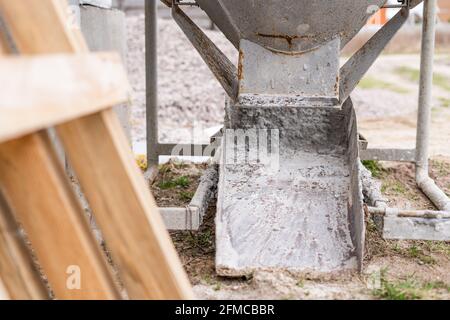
[257,33,313,47]
[238,49,244,81]
[196,0,388,52]
[334,75,340,95]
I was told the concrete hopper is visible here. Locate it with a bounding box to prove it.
[196,0,387,53]
[168,0,411,277]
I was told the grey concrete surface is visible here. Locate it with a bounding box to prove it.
[384,215,450,240]
[80,0,113,8]
[238,39,340,106]
[216,103,363,276]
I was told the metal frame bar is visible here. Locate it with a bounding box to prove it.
[351,2,423,163]
[364,0,450,241]
[145,0,223,178]
[144,0,221,230]
[340,7,409,103]
[172,3,238,98]
[145,0,159,171]
[341,6,412,163]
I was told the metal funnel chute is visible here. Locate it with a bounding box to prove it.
[165,0,418,276]
[196,0,387,53]
[171,0,401,104]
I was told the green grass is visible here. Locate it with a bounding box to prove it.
[179,191,195,201]
[174,176,190,188]
[423,281,450,292]
[362,160,384,178]
[202,274,221,291]
[395,66,421,82]
[184,229,213,249]
[372,270,422,300]
[407,245,436,265]
[439,97,450,108]
[382,180,407,195]
[396,66,450,91]
[424,241,450,257]
[433,73,450,91]
[358,76,409,94]
[432,159,450,176]
[158,180,176,190]
[296,279,305,288]
[374,279,422,300]
[158,161,189,174]
[158,163,172,175]
[372,269,450,300]
[158,176,191,190]
[387,241,443,265]
[391,183,407,194]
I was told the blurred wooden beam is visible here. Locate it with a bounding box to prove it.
[0,53,130,143]
[0,192,49,300]
[0,0,193,299]
[0,132,120,299]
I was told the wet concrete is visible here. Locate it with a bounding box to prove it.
[216,103,362,276]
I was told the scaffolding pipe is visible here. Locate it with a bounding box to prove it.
[415,0,450,211]
[146,0,159,170]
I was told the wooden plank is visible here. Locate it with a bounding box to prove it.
[0,53,130,143]
[0,0,193,299]
[0,12,118,300]
[0,19,12,55]
[0,132,120,299]
[59,111,194,299]
[0,192,49,300]
[0,277,10,299]
[0,19,48,301]
[0,0,87,54]
[0,33,8,54]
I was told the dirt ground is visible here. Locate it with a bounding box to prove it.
[150,158,450,300]
[151,160,207,207]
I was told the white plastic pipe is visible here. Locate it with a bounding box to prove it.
[415,0,450,211]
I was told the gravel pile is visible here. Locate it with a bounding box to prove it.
[126,13,237,146]
[352,89,418,119]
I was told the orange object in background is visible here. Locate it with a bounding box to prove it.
[367,8,388,25]
[438,0,450,22]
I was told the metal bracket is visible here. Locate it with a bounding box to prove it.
[383,0,409,8]
[339,7,409,103]
[173,0,412,10]
[173,0,198,6]
[171,3,238,99]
